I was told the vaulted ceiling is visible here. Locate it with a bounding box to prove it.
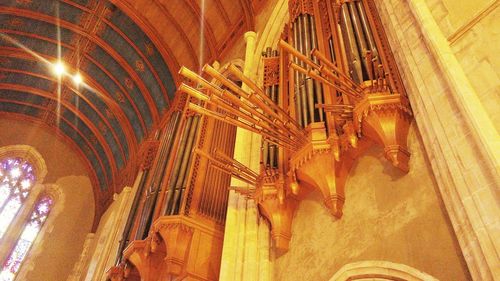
[0,0,254,213]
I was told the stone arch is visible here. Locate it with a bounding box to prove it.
[0,144,47,183]
[330,260,440,281]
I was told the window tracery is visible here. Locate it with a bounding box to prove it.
[0,196,53,281]
[0,146,54,281]
[0,158,36,239]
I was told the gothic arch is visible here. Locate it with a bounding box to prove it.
[0,145,65,280]
[0,145,47,183]
[330,261,440,281]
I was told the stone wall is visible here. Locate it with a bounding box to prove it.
[425,0,500,131]
[375,1,499,279]
[273,125,471,281]
[0,117,95,281]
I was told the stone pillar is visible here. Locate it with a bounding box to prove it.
[219,31,273,281]
[375,1,500,279]
[67,233,95,281]
[83,171,144,281]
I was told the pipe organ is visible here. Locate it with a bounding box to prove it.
[176,0,412,253]
[107,0,412,279]
[107,89,237,280]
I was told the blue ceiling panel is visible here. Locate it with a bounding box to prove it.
[108,8,176,100]
[88,45,153,130]
[83,60,144,140]
[0,15,74,46]
[0,90,46,106]
[0,33,71,58]
[11,0,84,25]
[101,25,167,112]
[2,72,53,92]
[80,88,129,159]
[0,0,180,200]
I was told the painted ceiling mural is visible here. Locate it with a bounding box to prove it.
[0,0,177,204]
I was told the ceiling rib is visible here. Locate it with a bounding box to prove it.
[0,84,117,182]
[0,7,160,126]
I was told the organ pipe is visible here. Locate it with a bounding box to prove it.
[114,167,149,265]
[134,111,181,239]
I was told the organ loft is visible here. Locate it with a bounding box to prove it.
[0,0,497,281]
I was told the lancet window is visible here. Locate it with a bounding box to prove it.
[0,155,54,281]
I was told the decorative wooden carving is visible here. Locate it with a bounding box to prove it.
[263,57,280,87]
[255,175,298,252]
[122,238,166,281]
[151,216,223,280]
[289,0,314,22]
[139,140,159,171]
[353,94,412,172]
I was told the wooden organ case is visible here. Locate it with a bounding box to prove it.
[107,87,237,280]
[108,0,413,279]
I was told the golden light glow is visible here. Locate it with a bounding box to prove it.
[52,61,66,76]
[73,72,83,85]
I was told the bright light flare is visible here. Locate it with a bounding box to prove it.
[73,73,83,85]
[52,61,66,76]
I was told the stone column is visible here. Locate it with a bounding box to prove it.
[67,233,96,281]
[219,31,273,281]
[375,1,500,279]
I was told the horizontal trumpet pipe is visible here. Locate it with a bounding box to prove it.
[293,61,362,99]
[311,49,364,92]
[281,39,363,95]
[179,66,222,93]
[188,103,298,150]
[280,39,319,70]
[214,149,260,178]
[289,63,361,99]
[207,64,305,140]
[208,159,258,187]
[179,84,283,136]
[194,149,258,186]
[226,64,304,133]
[180,69,305,142]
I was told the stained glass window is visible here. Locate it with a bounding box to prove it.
[0,158,35,239]
[0,196,53,281]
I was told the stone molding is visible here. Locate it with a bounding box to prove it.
[330,260,440,281]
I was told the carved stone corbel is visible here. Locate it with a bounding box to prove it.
[354,93,412,172]
[255,175,298,252]
[152,217,194,277]
[122,237,165,281]
[106,266,124,281]
[289,122,346,218]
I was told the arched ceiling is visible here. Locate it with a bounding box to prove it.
[0,0,253,213]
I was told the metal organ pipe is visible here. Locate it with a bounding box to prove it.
[340,3,363,84]
[135,112,180,239]
[163,114,196,215]
[297,15,309,126]
[356,1,379,60]
[169,115,200,215]
[292,20,304,128]
[348,1,369,80]
[309,15,324,122]
[262,48,280,169]
[302,15,316,124]
[115,167,149,264]
[290,10,325,128]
